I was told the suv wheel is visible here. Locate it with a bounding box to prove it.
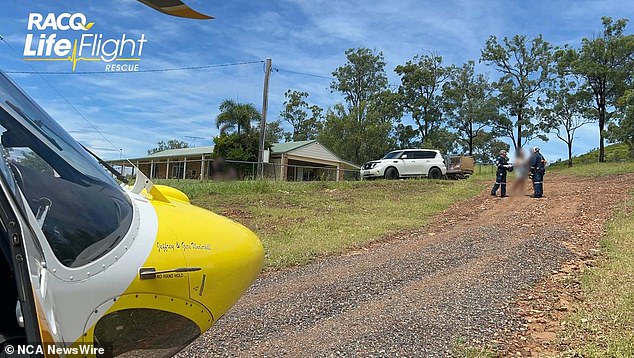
[428,167,442,179]
[384,167,399,180]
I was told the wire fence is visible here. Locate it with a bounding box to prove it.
[474,164,497,176]
[112,158,500,182]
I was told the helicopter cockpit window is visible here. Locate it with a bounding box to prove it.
[0,72,133,268]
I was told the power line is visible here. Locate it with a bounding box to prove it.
[0,36,263,170]
[1,35,136,166]
[274,66,334,80]
[2,60,264,75]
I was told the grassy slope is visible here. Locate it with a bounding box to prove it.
[551,161,634,177]
[157,178,485,269]
[560,195,634,357]
[549,143,634,177]
[564,143,632,165]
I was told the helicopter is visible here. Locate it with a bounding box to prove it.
[0,70,264,356]
[137,0,214,19]
[0,6,263,353]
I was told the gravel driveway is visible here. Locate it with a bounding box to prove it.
[178,173,634,357]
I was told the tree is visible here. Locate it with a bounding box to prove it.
[147,139,189,155]
[538,67,594,167]
[212,132,260,162]
[424,128,458,155]
[331,48,389,117]
[395,53,451,144]
[561,17,634,162]
[264,120,285,144]
[215,99,261,135]
[442,61,498,155]
[319,101,396,164]
[473,133,511,163]
[393,124,420,149]
[607,90,634,158]
[481,34,554,150]
[280,90,323,141]
[320,48,400,164]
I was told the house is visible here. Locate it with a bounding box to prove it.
[266,140,360,181]
[108,141,359,181]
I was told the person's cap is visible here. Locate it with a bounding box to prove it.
[532,146,540,152]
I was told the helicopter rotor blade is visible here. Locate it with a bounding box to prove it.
[136,0,214,20]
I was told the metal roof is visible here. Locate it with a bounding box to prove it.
[270,140,316,154]
[110,141,359,168]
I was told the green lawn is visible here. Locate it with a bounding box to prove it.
[560,194,634,357]
[156,178,485,269]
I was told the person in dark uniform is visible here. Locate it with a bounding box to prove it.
[529,146,546,198]
[491,150,513,197]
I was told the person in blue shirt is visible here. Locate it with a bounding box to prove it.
[529,146,546,198]
[491,150,513,197]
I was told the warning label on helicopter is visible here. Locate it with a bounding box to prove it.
[156,241,211,253]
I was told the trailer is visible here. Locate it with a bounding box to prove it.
[445,155,475,179]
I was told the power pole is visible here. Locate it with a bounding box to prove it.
[257,58,272,179]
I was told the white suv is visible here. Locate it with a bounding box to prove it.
[361,149,447,180]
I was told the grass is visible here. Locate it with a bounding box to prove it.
[550,161,634,177]
[550,143,633,168]
[546,143,634,177]
[559,196,634,357]
[156,178,485,269]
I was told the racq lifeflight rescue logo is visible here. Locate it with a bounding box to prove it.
[23,13,147,72]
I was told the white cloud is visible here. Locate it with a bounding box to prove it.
[2,0,633,161]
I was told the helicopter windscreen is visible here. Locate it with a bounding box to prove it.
[0,71,133,268]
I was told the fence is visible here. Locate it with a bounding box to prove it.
[474,163,496,176]
[115,158,499,182]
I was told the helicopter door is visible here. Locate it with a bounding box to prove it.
[0,148,54,348]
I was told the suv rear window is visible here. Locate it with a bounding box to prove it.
[413,151,437,159]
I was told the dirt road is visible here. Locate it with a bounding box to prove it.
[179,173,634,357]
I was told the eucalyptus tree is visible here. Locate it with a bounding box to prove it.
[538,69,594,167]
[607,90,634,159]
[443,61,498,156]
[147,139,189,155]
[280,90,323,141]
[481,34,554,150]
[395,53,452,144]
[320,48,400,164]
[560,17,634,162]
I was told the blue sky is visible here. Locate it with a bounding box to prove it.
[1,0,632,161]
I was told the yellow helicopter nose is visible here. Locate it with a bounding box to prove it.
[149,185,264,323]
